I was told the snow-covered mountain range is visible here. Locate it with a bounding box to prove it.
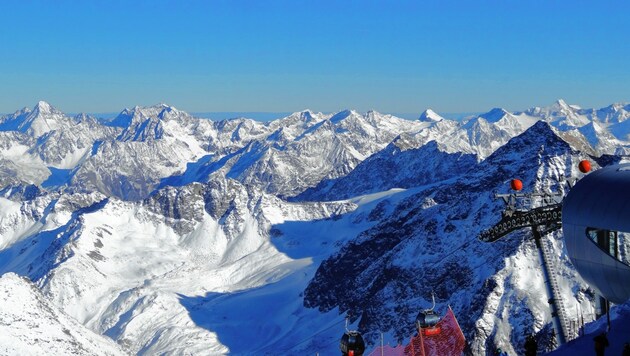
[1,99,629,355]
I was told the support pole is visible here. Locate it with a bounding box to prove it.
[381,333,384,356]
[533,228,567,345]
[606,299,611,332]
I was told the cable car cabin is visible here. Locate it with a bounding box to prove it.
[563,164,630,304]
[416,310,441,336]
[340,330,365,356]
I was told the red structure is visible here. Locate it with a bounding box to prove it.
[368,307,466,356]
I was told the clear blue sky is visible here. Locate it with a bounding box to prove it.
[1,0,629,114]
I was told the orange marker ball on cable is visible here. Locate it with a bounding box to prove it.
[579,160,591,173]
[510,179,523,191]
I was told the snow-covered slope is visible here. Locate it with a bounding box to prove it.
[202,109,430,197]
[1,100,630,355]
[296,136,477,201]
[550,299,630,356]
[302,122,595,355]
[524,99,630,154]
[2,100,629,199]
[0,272,126,356]
[1,103,432,200]
[395,105,540,160]
[525,99,591,129]
[0,101,118,190]
[0,101,66,137]
[0,176,356,354]
[418,108,444,123]
[411,99,630,159]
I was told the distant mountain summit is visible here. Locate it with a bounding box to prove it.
[479,107,511,123]
[419,109,444,122]
[1,99,629,354]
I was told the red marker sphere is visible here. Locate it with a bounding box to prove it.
[579,160,591,173]
[510,179,523,191]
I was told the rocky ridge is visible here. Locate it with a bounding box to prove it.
[1,100,630,354]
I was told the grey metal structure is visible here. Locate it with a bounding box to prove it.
[563,164,630,305]
[479,189,570,345]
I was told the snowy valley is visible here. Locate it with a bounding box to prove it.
[1,100,630,355]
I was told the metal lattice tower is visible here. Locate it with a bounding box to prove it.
[478,187,571,346]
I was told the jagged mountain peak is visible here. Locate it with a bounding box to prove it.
[3,98,630,355]
[302,117,591,354]
[107,103,190,140]
[418,109,444,122]
[328,109,410,128]
[32,100,58,115]
[526,99,578,115]
[485,120,572,166]
[134,103,181,117]
[554,98,570,108]
[28,101,65,120]
[522,99,591,129]
[13,106,32,116]
[297,109,316,121]
[364,110,404,124]
[0,100,67,136]
[280,109,322,125]
[295,108,316,116]
[0,107,32,131]
[480,107,511,122]
[28,100,64,119]
[73,112,98,123]
[552,99,582,112]
[602,102,628,112]
[365,109,381,120]
[365,109,389,117]
[112,103,182,126]
[532,99,578,113]
[594,102,630,124]
[550,99,581,113]
[576,120,621,153]
[511,119,558,141]
[329,109,360,123]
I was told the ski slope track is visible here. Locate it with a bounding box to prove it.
[1,100,630,355]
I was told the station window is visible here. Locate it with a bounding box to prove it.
[618,231,630,266]
[586,228,630,266]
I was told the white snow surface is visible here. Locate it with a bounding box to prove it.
[1,99,630,198]
[550,299,630,356]
[0,272,126,356]
[0,100,629,355]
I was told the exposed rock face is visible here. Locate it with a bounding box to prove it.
[1,100,630,354]
[296,138,478,201]
[303,122,587,354]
